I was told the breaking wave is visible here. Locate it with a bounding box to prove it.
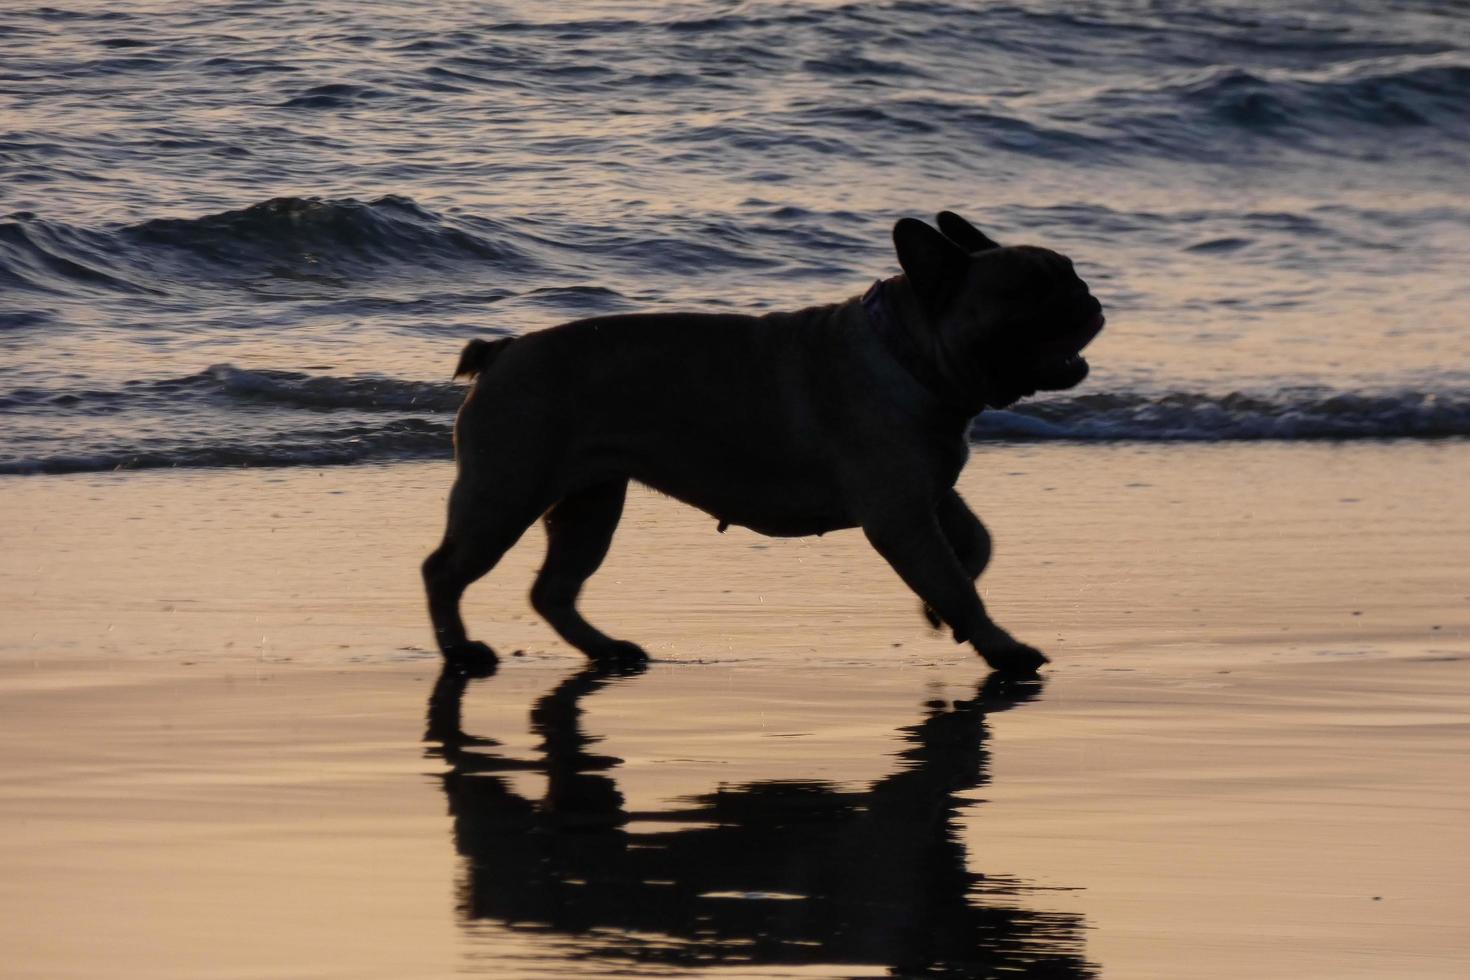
[2,368,1464,475]
[975,388,1470,442]
[0,196,534,296]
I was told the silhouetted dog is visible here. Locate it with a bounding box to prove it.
[423,212,1103,673]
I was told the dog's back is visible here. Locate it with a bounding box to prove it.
[450,308,876,535]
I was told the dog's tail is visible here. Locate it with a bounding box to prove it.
[453,337,515,380]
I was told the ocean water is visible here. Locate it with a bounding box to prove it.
[2,0,1468,473]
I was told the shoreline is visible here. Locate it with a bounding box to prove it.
[3,441,1464,672]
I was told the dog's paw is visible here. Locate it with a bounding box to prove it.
[920,601,943,630]
[442,640,499,676]
[977,641,1049,676]
[587,639,651,669]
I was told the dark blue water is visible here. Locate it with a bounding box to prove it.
[3,0,1469,473]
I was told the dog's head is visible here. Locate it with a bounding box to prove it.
[893,212,1104,410]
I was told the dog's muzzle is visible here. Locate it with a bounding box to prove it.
[1031,311,1104,391]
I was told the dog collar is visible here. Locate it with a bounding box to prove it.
[862,279,979,418]
[862,278,928,377]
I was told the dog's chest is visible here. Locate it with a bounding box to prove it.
[935,434,971,487]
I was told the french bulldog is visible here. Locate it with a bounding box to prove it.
[423,212,1104,674]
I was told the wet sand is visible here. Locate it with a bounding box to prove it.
[2,443,1468,978]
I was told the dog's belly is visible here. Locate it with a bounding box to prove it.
[630,455,855,538]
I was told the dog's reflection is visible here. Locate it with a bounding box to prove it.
[426,663,1094,977]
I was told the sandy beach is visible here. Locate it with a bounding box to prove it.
[2,442,1468,978]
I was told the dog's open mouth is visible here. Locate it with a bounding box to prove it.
[1032,312,1104,391]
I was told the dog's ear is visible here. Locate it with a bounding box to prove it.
[936,211,1001,253]
[893,218,969,319]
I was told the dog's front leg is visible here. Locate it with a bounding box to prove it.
[862,509,1047,674]
[921,489,993,629]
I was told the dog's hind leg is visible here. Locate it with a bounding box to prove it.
[922,489,993,628]
[423,475,545,668]
[530,479,647,664]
